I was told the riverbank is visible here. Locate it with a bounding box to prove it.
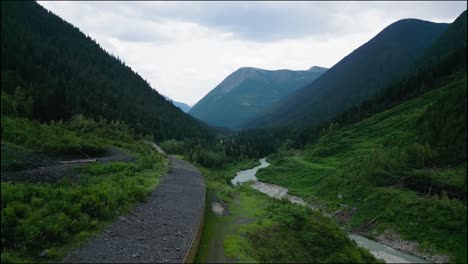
[258,154,465,262]
[194,159,378,263]
[227,158,432,263]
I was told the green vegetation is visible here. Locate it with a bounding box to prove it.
[159,127,302,169]
[242,196,378,263]
[1,116,168,263]
[2,1,466,263]
[194,160,261,263]
[258,76,467,262]
[195,161,378,263]
[1,1,211,141]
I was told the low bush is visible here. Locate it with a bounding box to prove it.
[1,117,167,262]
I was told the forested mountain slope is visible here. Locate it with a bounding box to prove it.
[420,10,467,64]
[257,12,467,262]
[259,74,467,262]
[189,66,326,128]
[1,1,211,141]
[245,18,448,128]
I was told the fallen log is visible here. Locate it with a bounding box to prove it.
[58,159,97,164]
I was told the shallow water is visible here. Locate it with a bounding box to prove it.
[349,234,429,263]
[231,157,270,185]
[233,157,431,263]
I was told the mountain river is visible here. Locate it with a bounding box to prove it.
[231,158,430,263]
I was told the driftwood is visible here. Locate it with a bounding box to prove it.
[362,214,381,228]
[58,159,97,164]
[119,216,132,224]
[427,184,433,198]
[352,214,382,231]
[80,151,91,159]
[128,216,144,223]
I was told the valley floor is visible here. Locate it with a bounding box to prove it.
[194,160,378,263]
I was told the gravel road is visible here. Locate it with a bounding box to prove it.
[62,156,205,263]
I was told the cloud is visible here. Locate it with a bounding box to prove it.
[37,1,466,105]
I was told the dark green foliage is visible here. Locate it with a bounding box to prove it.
[246,18,449,128]
[159,126,299,168]
[1,117,166,262]
[257,77,467,262]
[421,10,467,65]
[246,200,378,263]
[1,114,140,155]
[190,66,326,128]
[1,88,33,118]
[1,116,107,154]
[1,1,211,141]
[417,78,467,166]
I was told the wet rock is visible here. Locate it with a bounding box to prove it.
[211,202,225,215]
[39,250,49,257]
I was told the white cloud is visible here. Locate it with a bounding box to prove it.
[37,1,466,105]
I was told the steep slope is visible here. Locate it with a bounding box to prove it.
[245,18,448,128]
[163,95,191,113]
[258,75,467,262]
[1,1,210,141]
[257,15,467,262]
[189,66,326,128]
[420,10,467,63]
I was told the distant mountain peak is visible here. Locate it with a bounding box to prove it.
[189,65,327,128]
[308,66,328,72]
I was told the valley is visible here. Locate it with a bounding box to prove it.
[199,158,430,263]
[1,2,466,264]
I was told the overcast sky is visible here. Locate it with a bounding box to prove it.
[38,1,466,106]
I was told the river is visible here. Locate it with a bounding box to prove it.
[231,157,430,264]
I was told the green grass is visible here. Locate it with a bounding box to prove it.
[1,116,168,263]
[257,78,467,262]
[223,186,378,263]
[195,160,378,263]
[194,160,263,263]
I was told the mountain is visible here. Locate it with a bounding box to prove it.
[163,95,191,113]
[420,10,467,64]
[257,12,467,262]
[1,1,211,141]
[259,75,467,262]
[189,66,327,128]
[245,18,449,128]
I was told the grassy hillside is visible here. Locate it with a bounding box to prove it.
[257,74,467,262]
[1,116,168,263]
[246,18,449,128]
[1,1,211,141]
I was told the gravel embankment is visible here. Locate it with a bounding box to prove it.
[62,156,206,263]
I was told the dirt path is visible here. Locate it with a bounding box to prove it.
[1,147,135,183]
[62,156,205,263]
